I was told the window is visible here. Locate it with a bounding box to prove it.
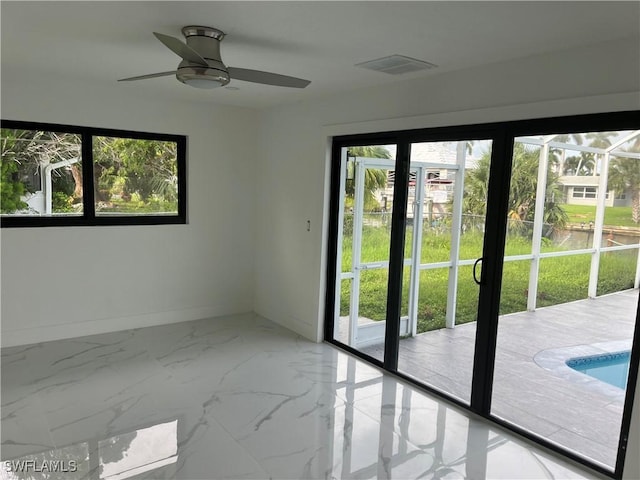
[1,128,83,217]
[1,121,186,227]
[92,136,180,216]
[572,186,598,198]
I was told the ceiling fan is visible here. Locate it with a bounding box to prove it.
[118,25,311,89]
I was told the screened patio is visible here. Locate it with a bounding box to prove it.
[334,129,640,349]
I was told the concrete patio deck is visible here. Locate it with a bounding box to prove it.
[358,289,638,469]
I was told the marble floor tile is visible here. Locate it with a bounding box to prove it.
[2,313,607,479]
[1,392,56,459]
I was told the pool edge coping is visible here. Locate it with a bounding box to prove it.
[534,339,631,401]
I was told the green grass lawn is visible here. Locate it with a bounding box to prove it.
[339,222,637,333]
[563,204,639,228]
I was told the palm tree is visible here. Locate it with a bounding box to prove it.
[552,133,583,176]
[586,131,614,149]
[575,154,596,176]
[607,132,640,223]
[562,155,582,176]
[464,142,568,234]
[345,146,390,211]
[462,150,489,217]
[584,131,615,177]
[608,156,640,224]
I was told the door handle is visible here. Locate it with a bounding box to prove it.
[473,258,483,285]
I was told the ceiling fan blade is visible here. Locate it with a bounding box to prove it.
[118,71,176,82]
[228,67,310,88]
[153,32,208,66]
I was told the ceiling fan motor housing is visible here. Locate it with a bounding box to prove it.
[177,26,230,88]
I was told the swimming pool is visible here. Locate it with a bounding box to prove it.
[566,351,631,389]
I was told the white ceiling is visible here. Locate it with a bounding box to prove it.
[2,1,639,109]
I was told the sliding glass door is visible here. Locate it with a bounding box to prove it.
[325,112,640,478]
[332,144,397,362]
[396,139,492,404]
[491,129,640,470]
[330,139,492,390]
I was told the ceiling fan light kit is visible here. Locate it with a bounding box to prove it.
[177,66,229,89]
[118,25,310,90]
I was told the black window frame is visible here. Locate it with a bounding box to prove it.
[324,110,640,479]
[1,120,187,228]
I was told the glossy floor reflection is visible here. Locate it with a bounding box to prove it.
[1,314,602,479]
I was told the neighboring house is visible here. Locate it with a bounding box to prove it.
[382,142,479,210]
[559,175,630,207]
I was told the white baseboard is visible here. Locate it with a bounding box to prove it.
[1,304,252,348]
[254,305,317,342]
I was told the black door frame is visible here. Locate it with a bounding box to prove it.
[324,110,640,479]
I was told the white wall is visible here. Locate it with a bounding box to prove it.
[253,37,640,477]
[1,72,259,347]
[254,36,640,342]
